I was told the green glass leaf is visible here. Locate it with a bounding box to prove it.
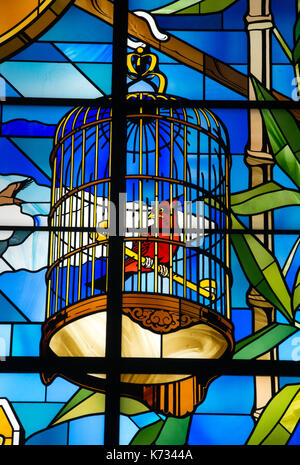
[247,384,300,445]
[51,388,94,424]
[151,0,239,15]
[155,416,191,445]
[130,420,164,445]
[233,323,298,360]
[176,4,200,13]
[52,392,106,425]
[283,237,300,277]
[261,424,290,445]
[120,397,150,415]
[293,14,300,63]
[198,0,239,14]
[152,0,200,14]
[251,77,300,188]
[293,269,300,311]
[281,238,300,312]
[51,389,149,426]
[231,214,293,321]
[231,182,300,215]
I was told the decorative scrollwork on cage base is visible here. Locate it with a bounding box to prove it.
[41,293,234,416]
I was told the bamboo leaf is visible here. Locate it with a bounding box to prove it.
[233,323,298,360]
[152,0,200,14]
[51,391,106,426]
[246,384,300,445]
[273,27,293,63]
[51,389,149,426]
[231,214,293,321]
[283,237,300,277]
[293,269,300,311]
[155,416,191,445]
[282,237,300,303]
[231,182,300,215]
[51,388,95,425]
[207,197,294,321]
[130,420,165,445]
[251,77,300,188]
[151,0,239,15]
[293,14,300,64]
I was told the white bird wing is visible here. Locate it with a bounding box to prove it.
[55,190,151,264]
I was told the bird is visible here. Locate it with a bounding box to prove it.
[0,178,33,206]
[92,199,181,290]
[90,197,215,293]
[0,178,34,258]
[123,199,180,277]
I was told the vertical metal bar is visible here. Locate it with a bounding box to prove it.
[65,132,75,307]
[91,109,100,297]
[182,109,187,299]
[138,95,143,292]
[106,108,113,294]
[54,143,65,315]
[154,109,159,293]
[47,156,57,318]
[78,110,87,301]
[65,108,82,306]
[104,0,128,446]
[225,152,231,320]
[169,109,174,295]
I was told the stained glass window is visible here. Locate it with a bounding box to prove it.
[0,0,300,451]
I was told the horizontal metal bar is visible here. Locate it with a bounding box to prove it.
[1,97,299,109]
[0,225,297,234]
[1,357,300,377]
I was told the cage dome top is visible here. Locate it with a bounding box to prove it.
[53,47,229,152]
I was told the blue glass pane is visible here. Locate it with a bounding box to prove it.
[223,0,247,29]
[11,43,68,62]
[232,309,252,341]
[274,207,300,230]
[172,31,247,64]
[40,6,113,42]
[0,62,104,99]
[12,324,41,356]
[14,403,64,440]
[46,378,78,402]
[68,415,105,445]
[0,324,11,357]
[188,414,254,445]
[119,415,140,445]
[25,422,68,445]
[0,268,48,322]
[131,411,161,428]
[278,330,300,361]
[56,43,112,63]
[272,0,296,48]
[195,376,254,414]
[0,374,45,401]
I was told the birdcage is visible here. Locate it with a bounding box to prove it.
[41,48,234,417]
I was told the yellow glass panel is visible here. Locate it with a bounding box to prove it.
[0,406,13,440]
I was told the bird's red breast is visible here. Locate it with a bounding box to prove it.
[124,200,180,273]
